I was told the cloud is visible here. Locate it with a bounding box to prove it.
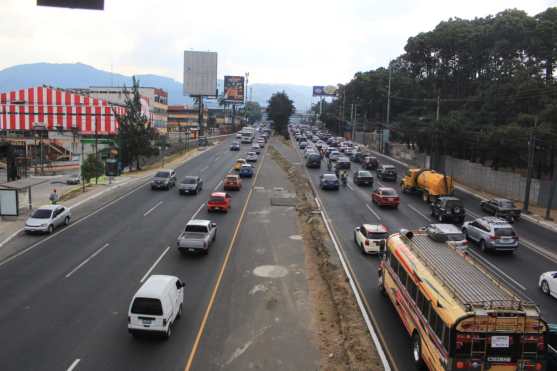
[0,0,553,86]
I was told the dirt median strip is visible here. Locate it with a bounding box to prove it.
[269,144,383,371]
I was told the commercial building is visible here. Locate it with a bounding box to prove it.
[81,86,168,132]
[167,105,208,139]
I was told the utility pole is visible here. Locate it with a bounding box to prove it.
[232,104,236,132]
[197,96,205,137]
[436,95,440,122]
[523,117,538,213]
[95,116,98,185]
[351,104,356,141]
[386,66,392,126]
[546,171,557,220]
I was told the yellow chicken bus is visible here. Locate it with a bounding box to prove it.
[378,229,548,371]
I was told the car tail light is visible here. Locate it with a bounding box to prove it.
[365,240,369,246]
[163,319,167,326]
[490,236,498,240]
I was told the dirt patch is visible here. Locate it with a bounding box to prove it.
[269,144,383,371]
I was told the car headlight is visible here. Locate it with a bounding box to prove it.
[40,224,47,227]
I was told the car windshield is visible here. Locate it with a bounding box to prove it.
[31,209,52,218]
[226,176,237,181]
[446,233,466,241]
[383,166,395,171]
[131,298,163,316]
[182,177,197,184]
[210,196,225,203]
[323,175,337,180]
[499,200,515,208]
[381,189,397,196]
[185,225,208,233]
[359,171,372,177]
[155,171,169,178]
[495,228,515,237]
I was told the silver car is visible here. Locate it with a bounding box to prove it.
[151,169,176,190]
[425,223,467,251]
[462,217,518,253]
[25,204,71,234]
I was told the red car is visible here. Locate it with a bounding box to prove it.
[223,174,242,191]
[207,192,232,213]
[372,187,400,208]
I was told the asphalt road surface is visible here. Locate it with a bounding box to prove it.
[0,138,268,371]
[282,137,557,371]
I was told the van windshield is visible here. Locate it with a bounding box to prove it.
[131,297,163,315]
[185,225,208,233]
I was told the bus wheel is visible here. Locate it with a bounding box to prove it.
[412,333,425,369]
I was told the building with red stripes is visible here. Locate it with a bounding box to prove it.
[0,86,126,134]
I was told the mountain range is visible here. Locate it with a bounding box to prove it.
[0,62,313,110]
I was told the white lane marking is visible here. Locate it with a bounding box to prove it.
[467,249,528,291]
[214,154,220,160]
[191,203,205,220]
[65,243,110,278]
[408,204,432,222]
[140,246,171,283]
[67,359,80,371]
[214,180,223,191]
[200,166,209,172]
[465,208,481,219]
[520,238,557,264]
[375,180,385,188]
[318,197,392,371]
[143,201,163,217]
[347,183,354,191]
[366,204,382,220]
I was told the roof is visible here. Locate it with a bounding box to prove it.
[37,204,62,210]
[211,192,226,197]
[363,224,388,233]
[0,177,51,190]
[135,275,177,298]
[396,233,533,312]
[186,219,211,227]
[376,187,396,192]
[429,223,462,234]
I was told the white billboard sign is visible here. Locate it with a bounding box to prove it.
[183,51,218,96]
[0,189,19,216]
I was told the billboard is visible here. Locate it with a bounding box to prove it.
[313,85,337,97]
[183,51,218,96]
[224,76,245,103]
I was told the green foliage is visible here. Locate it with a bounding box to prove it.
[114,76,158,170]
[267,92,295,138]
[81,154,104,183]
[331,6,557,174]
[244,101,263,124]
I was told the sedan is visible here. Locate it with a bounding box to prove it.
[539,271,557,299]
[66,173,81,185]
[239,164,254,178]
[372,187,400,208]
[246,152,258,162]
[25,204,71,234]
[353,170,374,186]
[319,173,340,190]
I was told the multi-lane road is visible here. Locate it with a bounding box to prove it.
[280,135,557,371]
[1,132,556,371]
[0,138,271,371]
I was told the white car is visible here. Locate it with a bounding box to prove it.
[539,271,557,299]
[353,224,389,254]
[246,151,258,162]
[24,204,71,234]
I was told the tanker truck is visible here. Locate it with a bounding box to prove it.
[400,169,454,203]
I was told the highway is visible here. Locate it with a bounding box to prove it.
[0,137,265,371]
[281,135,557,371]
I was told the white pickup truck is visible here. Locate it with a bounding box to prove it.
[176,219,217,255]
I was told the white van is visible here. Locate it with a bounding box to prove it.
[128,275,184,338]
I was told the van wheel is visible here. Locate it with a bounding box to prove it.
[65,216,71,226]
[165,323,172,339]
[480,240,488,253]
[177,304,183,319]
[422,192,430,203]
[541,280,550,295]
[48,225,54,234]
[437,214,444,222]
[412,333,425,369]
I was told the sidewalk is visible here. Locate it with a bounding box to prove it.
[0,144,210,249]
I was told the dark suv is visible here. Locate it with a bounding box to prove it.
[431,196,465,223]
[376,164,397,181]
[306,153,321,169]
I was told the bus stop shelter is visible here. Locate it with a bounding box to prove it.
[0,178,51,216]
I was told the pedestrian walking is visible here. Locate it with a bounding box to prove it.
[49,189,59,205]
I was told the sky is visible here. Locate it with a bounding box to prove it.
[0,0,555,86]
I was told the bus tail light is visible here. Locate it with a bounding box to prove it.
[455,360,481,369]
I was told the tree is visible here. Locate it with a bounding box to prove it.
[244,101,263,124]
[114,77,158,171]
[81,154,104,183]
[266,92,295,138]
